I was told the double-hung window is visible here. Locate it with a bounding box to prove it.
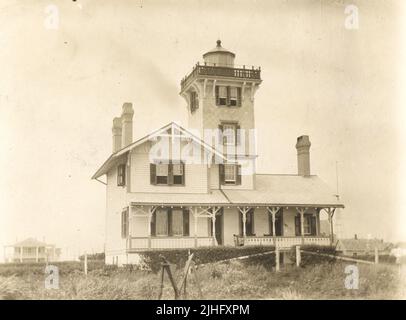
[222,123,236,146]
[151,208,189,237]
[215,86,241,107]
[218,86,228,106]
[117,164,126,186]
[156,163,169,185]
[229,87,238,106]
[150,161,185,186]
[224,164,237,184]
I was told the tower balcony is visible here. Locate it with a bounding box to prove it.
[180,62,261,92]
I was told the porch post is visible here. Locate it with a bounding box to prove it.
[296,207,307,245]
[35,246,39,262]
[147,207,153,249]
[327,208,335,246]
[193,208,198,248]
[242,209,247,239]
[20,246,23,263]
[267,207,280,247]
[211,208,217,246]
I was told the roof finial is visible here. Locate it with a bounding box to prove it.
[216,39,221,47]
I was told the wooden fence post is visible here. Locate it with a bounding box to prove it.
[275,247,280,272]
[296,246,301,267]
[374,247,379,264]
[84,252,88,275]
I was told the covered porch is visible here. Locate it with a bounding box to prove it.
[125,203,339,251]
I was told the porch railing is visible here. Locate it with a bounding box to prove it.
[234,235,331,249]
[128,236,215,250]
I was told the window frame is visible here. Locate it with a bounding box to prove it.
[121,207,129,239]
[151,207,189,237]
[117,164,126,187]
[150,161,185,186]
[224,164,237,184]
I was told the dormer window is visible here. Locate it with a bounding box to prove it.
[117,164,126,186]
[215,86,241,107]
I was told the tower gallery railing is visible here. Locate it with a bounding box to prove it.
[181,63,261,91]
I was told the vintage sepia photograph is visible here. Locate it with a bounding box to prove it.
[0,0,405,304]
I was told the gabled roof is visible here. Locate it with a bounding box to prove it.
[92,122,228,180]
[222,174,344,207]
[13,238,48,248]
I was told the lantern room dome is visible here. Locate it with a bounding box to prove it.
[203,40,235,67]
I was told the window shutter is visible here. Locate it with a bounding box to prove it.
[168,209,173,236]
[236,164,242,185]
[150,211,156,236]
[226,86,231,106]
[168,163,174,185]
[181,162,185,185]
[215,86,220,105]
[236,124,241,146]
[183,209,189,236]
[219,164,225,185]
[295,216,301,236]
[150,163,156,185]
[237,87,242,106]
[311,215,317,236]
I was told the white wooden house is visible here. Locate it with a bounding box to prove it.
[92,40,344,265]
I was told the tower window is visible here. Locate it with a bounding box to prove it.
[218,86,228,106]
[223,123,236,145]
[224,164,237,183]
[219,163,242,185]
[230,87,238,106]
[215,86,241,107]
[190,91,198,113]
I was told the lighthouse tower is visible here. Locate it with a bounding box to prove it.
[180,40,262,159]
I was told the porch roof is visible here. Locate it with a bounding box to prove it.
[222,174,344,208]
[129,174,343,208]
[129,190,228,206]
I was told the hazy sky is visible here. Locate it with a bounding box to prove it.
[0,0,405,260]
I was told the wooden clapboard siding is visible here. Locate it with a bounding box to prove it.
[105,166,129,256]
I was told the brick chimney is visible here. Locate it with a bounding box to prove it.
[296,135,311,176]
[121,102,134,147]
[112,117,122,152]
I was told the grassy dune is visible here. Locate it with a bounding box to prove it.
[0,260,404,300]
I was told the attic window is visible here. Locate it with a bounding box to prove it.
[117,164,126,186]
